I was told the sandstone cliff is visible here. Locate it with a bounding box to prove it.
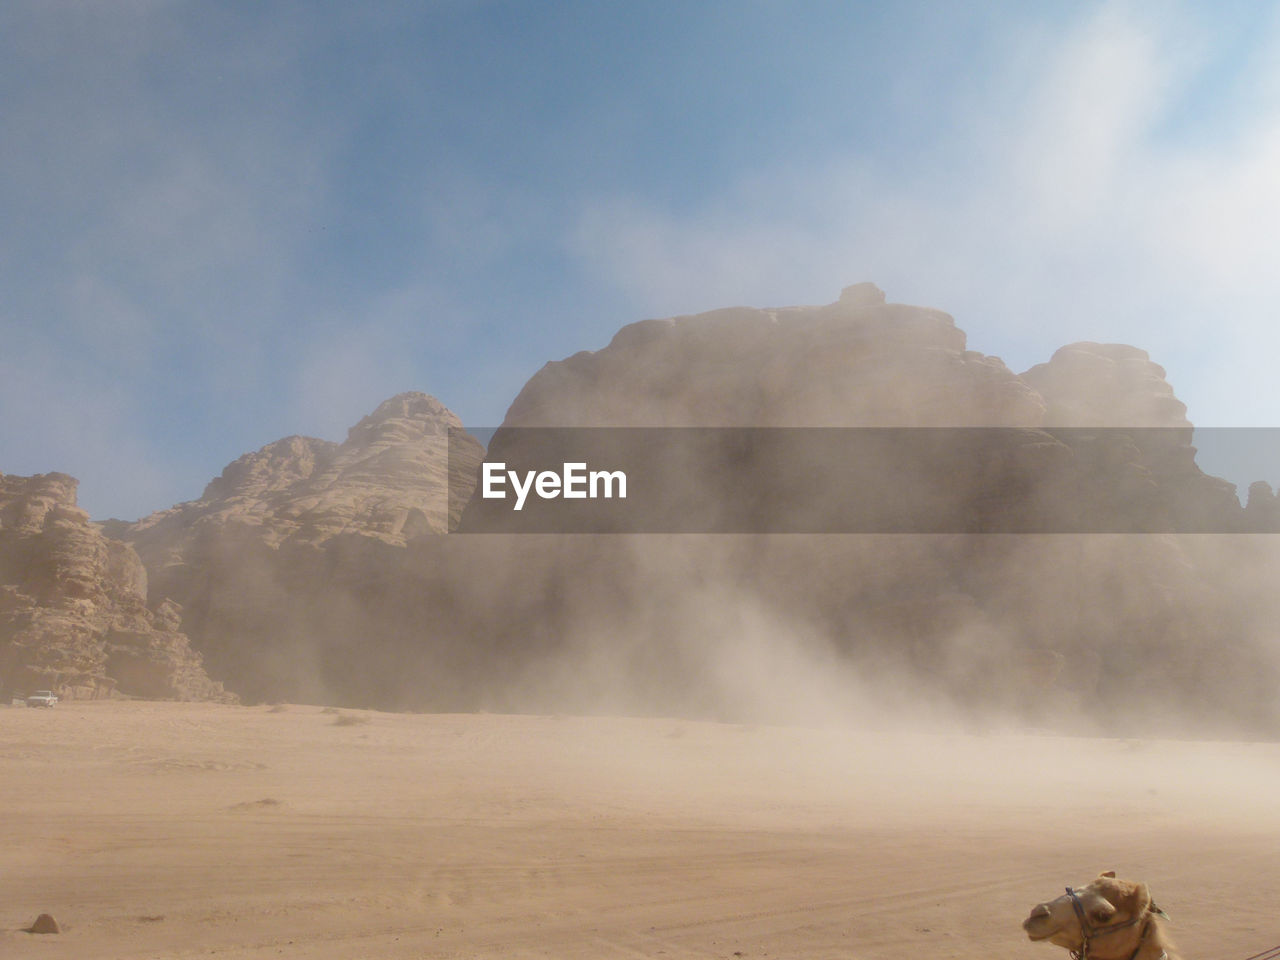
[0,472,228,702]
[1021,342,1189,428]
[114,393,485,706]
[1020,341,1244,531]
[128,392,483,557]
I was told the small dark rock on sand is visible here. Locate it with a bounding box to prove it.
[27,913,60,934]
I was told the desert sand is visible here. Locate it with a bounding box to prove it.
[2,701,1279,959]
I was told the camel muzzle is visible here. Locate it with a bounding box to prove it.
[1023,905,1057,941]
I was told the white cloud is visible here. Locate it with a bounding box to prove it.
[1006,4,1177,231]
[569,3,1280,426]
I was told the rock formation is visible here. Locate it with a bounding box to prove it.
[505,282,1045,428]
[454,286,1278,732]
[471,286,1250,535]
[111,393,485,706]
[126,392,483,557]
[0,472,227,702]
[16,285,1275,734]
[1022,342,1189,428]
[1245,481,1280,530]
[1021,342,1243,531]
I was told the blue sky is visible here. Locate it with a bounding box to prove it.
[3,1,1279,520]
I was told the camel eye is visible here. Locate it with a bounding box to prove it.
[1092,909,1113,923]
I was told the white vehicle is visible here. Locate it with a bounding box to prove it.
[25,690,58,708]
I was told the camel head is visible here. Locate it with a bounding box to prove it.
[1024,872,1169,958]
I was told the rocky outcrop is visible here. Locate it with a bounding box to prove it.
[471,285,1051,533]
[0,472,228,702]
[129,393,483,559]
[505,283,1045,427]
[1020,342,1244,530]
[1245,481,1280,530]
[1021,342,1189,427]
[472,288,1249,534]
[112,393,485,706]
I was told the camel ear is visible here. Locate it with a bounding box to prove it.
[1125,882,1154,917]
[1150,901,1170,920]
[1099,871,1116,878]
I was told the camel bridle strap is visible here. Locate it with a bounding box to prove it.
[1065,887,1164,960]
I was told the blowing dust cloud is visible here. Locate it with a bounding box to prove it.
[5,4,1280,957]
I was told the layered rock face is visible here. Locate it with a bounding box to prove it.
[0,472,227,701]
[1020,342,1244,531]
[128,392,482,557]
[1021,342,1189,427]
[115,393,485,706]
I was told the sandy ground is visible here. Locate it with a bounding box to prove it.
[2,702,1279,959]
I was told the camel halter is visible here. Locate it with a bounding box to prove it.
[1064,887,1165,960]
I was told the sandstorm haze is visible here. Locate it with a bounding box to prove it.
[2,1,1280,736]
[6,286,1280,739]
